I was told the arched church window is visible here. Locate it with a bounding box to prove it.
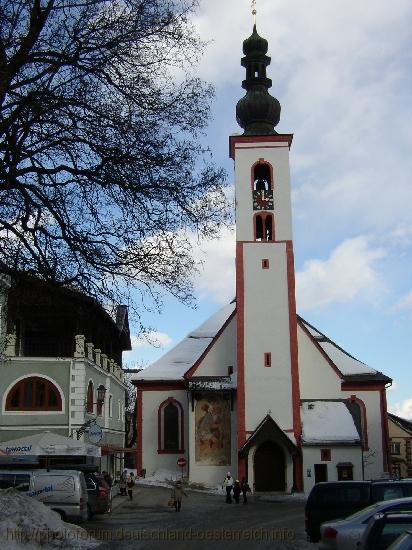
[254,213,274,242]
[158,398,184,454]
[6,376,62,411]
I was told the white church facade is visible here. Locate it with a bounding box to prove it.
[133,24,391,494]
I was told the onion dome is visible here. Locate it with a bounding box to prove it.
[243,24,268,56]
[235,25,281,135]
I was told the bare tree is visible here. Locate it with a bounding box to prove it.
[0,0,228,317]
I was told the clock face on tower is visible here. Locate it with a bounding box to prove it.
[253,189,274,210]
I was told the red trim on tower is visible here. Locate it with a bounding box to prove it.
[293,453,303,493]
[286,242,302,480]
[229,133,294,159]
[136,388,143,475]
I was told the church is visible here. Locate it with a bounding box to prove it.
[132,22,391,494]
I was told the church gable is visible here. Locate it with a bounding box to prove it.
[135,302,236,382]
[185,312,236,379]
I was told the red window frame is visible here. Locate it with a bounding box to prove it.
[157,397,184,454]
[6,377,62,411]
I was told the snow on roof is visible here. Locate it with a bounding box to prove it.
[320,342,376,375]
[299,318,377,376]
[301,401,361,444]
[133,302,236,381]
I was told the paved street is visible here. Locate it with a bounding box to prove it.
[85,485,315,549]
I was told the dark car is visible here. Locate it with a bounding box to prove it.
[360,511,412,550]
[305,480,412,542]
[85,472,112,518]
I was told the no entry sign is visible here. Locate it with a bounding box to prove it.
[177,457,187,468]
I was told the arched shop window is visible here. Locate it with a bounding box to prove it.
[6,376,62,411]
[158,398,184,453]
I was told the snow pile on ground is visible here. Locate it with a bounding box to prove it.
[137,468,181,488]
[0,488,99,549]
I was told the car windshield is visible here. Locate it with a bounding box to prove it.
[345,502,389,521]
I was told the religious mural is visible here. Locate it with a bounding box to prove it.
[195,396,231,465]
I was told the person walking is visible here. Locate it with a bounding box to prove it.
[240,477,250,504]
[233,479,241,504]
[170,480,188,512]
[119,469,127,496]
[126,472,135,500]
[223,472,233,503]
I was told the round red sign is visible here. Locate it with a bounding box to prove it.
[177,457,187,468]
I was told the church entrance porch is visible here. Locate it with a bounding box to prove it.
[254,440,285,491]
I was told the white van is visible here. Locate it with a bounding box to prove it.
[0,469,88,523]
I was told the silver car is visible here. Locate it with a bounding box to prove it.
[319,497,412,550]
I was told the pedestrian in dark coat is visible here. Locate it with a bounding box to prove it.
[171,480,188,512]
[240,477,250,504]
[126,472,135,500]
[233,480,241,504]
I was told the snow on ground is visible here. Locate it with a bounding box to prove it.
[0,488,99,549]
[137,469,308,500]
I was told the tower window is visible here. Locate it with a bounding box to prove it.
[264,353,272,367]
[262,259,269,269]
[254,213,274,242]
[253,161,272,191]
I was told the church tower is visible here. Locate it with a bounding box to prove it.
[230,23,303,491]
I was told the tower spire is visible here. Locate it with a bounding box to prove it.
[235,19,281,135]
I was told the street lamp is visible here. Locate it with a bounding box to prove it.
[97,385,106,404]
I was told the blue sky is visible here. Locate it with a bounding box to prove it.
[124,0,412,419]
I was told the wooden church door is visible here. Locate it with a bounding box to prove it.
[254,441,285,491]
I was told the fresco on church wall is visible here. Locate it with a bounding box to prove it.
[195,396,231,465]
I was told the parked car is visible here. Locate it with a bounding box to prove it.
[306,480,412,542]
[0,469,88,523]
[318,499,412,550]
[360,511,412,550]
[84,472,112,518]
[387,530,412,549]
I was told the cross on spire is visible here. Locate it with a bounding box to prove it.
[251,0,257,25]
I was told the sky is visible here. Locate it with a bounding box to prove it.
[124,0,412,419]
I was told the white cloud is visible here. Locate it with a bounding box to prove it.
[389,399,412,420]
[394,291,412,311]
[296,236,386,311]
[191,225,236,304]
[128,331,173,350]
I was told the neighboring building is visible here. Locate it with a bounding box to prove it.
[388,413,412,478]
[133,23,392,493]
[0,274,131,476]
